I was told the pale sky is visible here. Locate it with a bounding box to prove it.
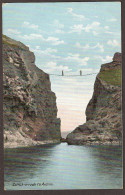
[3,2,121,132]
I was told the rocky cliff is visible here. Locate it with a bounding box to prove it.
[3,35,61,148]
[66,52,122,145]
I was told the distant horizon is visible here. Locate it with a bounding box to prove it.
[3,2,121,132]
[61,130,72,138]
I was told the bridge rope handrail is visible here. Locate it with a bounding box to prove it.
[47,72,98,77]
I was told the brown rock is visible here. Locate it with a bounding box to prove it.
[3,35,61,148]
[66,52,122,145]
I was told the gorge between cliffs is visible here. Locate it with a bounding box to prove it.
[3,2,122,190]
[3,35,122,148]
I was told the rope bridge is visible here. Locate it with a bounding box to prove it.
[47,70,98,77]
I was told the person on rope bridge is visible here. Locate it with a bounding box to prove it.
[80,70,82,76]
[62,70,64,76]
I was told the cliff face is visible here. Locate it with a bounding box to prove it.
[66,53,122,145]
[3,35,61,148]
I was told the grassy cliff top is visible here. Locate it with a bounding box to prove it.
[98,67,122,86]
[2,35,28,50]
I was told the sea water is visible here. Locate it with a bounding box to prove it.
[4,143,122,190]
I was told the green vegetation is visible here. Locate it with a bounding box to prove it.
[2,35,8,39]
[99,68,122,86]
[3,39,20,48]
[2,34,24,50]
[3,40,18,48]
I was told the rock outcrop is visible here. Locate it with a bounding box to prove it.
[66,52,122,145]
[3,35,61,148]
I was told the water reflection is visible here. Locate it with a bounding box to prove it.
[4,143,122,190]
[4,143,59,182]
[87,145,122,174]
[82,145,122,186]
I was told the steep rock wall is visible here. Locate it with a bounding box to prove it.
[66,52,122,145]
[3,35,61,148]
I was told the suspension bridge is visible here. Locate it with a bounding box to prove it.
[47,70,98,77]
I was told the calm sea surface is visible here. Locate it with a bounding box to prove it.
[4,143,122,190]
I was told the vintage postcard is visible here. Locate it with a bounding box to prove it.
[2,1,123,191]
